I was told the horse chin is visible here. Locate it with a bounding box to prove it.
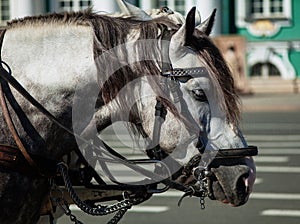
[208,164,251,207]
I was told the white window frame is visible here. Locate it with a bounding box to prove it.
[236,0,292,28]
[250,0,290,20]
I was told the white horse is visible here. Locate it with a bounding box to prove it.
[0,2,255,224]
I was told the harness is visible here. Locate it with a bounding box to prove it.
[0,28,258,224]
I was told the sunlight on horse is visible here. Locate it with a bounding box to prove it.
[0,2,256,224]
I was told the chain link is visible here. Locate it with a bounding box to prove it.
[194,166,210,210]
[200,196,205,209]
[50,182,132,224]
[51,161,211,224]
[51,163,150,224]
[50,182,84,224]
[198,177,207,209]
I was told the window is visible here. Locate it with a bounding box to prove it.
[79,0,92,9]
[249,0,286,19]
[58,0,92,12]
[59,0,74,11]
[270,0,284,14]
[250,62,280,77]
[236,0,292,36]
[0,0,10,22]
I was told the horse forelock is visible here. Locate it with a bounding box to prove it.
[187,31,241,126]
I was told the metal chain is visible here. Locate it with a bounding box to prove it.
[50,182,130,224]
[57,162,133,216]
[193,166,210,210]
[107,208,128,224]
[200,168,212,210]
[200,196,205,210]
[53,162,151,224]
[50,182,84,224]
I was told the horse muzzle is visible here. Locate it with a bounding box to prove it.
[207,162,253,207]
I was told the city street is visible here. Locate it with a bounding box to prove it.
[57,94,300,224]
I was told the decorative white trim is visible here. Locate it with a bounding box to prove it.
[235,0,247,28]
[247,42,296,80]
[247,20,281,37]
[236,0,292,37]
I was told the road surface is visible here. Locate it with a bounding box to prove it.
[57,109,300,224]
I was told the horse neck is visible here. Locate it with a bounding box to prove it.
[3,24,97,96]
[1,24,99,158]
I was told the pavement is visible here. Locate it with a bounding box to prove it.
[240,93,300,112]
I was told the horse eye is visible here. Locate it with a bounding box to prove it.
[192,89,207,101]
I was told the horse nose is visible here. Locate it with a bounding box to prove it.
[210,164,251,207]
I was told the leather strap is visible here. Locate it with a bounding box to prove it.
[0,75,42,172]
[0,144,33,173]
[0,29,42,173]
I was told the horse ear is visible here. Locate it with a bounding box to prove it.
[196,9,216,36]
[171,7,196,46]
[116,0,152,21]
[186,7,196,40]
[195,9,202,26]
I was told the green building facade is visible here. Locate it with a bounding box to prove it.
[227,0,300,80]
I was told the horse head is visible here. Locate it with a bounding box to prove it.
[105,7,255,207]
[0,5,256,223]
[77,5,256,207]
[162,7,255,207]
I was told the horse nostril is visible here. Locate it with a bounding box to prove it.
[235,173,250,204]
[209,165,251,207]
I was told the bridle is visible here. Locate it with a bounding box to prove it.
[0,28,258,223]
[145,31,258,207]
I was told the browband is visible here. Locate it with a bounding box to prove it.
[161,67,208,83]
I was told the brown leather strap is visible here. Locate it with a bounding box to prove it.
[0,29,44,174]
[0,144,18,166]
[0,79,42,172]
[0,144,32,173]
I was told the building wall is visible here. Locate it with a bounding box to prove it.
[235,0,300,79]
[237,0,300,41]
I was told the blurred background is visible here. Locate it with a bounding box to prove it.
[1,1,299,224]
[1,0,300,94]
